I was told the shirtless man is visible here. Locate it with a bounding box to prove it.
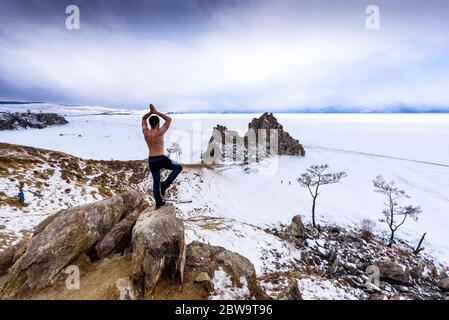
[142,104,183,209]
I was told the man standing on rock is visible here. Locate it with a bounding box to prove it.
[142,104,183,209]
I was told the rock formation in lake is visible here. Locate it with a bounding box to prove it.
[202,112,305,164]
[0,112,68,130]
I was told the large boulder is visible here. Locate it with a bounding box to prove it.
[377,261,412,286]
[287,215,307,239]
[95,200,148,258]
[131,204,186,297]
[0,191,147,299]
[0,240,27,277]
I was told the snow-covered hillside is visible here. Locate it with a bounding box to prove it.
[1,106,448,299]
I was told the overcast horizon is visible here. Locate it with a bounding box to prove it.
[1,0,449,113]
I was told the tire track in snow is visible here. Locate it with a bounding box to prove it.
[305,145,449,168]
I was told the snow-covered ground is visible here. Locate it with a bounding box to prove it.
[1,105,449,275]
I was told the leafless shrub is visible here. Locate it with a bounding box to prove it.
[360,219,376,241]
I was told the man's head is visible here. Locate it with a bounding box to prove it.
[149,115,160,128]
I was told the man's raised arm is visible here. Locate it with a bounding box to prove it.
[151,105,172,134]
[141,110,153,134]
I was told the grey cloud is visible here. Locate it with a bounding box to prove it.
[0,0,449,111]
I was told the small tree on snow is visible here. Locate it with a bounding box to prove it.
[167,142,182,162]
[373,175,421,248]
[297,164,347,229]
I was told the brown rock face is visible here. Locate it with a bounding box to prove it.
[95,199,148,258]
[437,277,449,291]
[131,204,186,297]
[377,261,413,286]
[287,215,307,239]
[248,112,305,157]
[186,241,270,300]
[277,278,303,300]
[202,113,305,164]
[0,191,147,299]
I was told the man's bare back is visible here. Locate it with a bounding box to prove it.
[141,104,172,156]
[144,130,165,156]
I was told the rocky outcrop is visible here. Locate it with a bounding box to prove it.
[202,112,305,164]
[131,204,185,297]
[287,215,307,239]
[0,112,68,130]
[194,272,214,292]
[0,193,272,300]
[0,240,27,277]
[248,112,305,156]
[0,191,148,299]
[186,241,269,300]
[377,261,412,286]
[95,206,145,258]
[277,278,303,300]
[437,277,449,291]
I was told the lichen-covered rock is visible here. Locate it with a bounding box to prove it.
[131,204,185,296]
[0,191,146,299]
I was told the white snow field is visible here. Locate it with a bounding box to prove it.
[1,105,449,270]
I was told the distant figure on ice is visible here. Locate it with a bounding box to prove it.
[142,104,183,209]
[18,187,25,204]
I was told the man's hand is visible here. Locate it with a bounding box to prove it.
[149,104,156,112]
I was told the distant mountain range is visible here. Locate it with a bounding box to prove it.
[1,101,448,113]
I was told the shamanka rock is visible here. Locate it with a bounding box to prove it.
[202,112,305,164]
[248,112,305,156]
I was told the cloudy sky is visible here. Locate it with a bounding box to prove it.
[1,0,449,112]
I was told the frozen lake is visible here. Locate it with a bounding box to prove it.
[1,111,449,165]
[1,109,449,265]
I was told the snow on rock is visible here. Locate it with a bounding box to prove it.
[209,267,251,300]
[297,277,366,300]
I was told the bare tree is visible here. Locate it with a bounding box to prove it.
[167,142,182,162]
[413,232,426,255]
[297,164,347,229]
[373,175,421,248]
